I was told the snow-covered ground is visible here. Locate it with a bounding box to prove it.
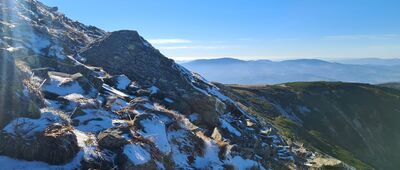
[123,144,151,165]
[139,117,171,154]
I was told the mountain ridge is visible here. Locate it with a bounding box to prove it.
[182,58,400,85]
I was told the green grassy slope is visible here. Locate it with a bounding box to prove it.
[218,82,400,170]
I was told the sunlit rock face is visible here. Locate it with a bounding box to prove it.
[0,0,104,128]
[0,0,105,68]
[0,54,22,128]
[0,52,41,129]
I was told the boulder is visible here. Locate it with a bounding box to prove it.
[0,124,79,165]
[31,67,53,79]
[98,128,130,150]
[45,71,97,97]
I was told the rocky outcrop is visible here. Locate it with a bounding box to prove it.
[79,30,220,126]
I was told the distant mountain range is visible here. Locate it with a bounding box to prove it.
[333,58,400,66]
[181,58,400,85]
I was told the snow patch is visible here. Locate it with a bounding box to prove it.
[220,118,241,137]
[208,86,231,102]
[73,109,114,132]
[73,130,102,163]
[63,93,85,101]
[225,156,262,170]
[116,75,131,90]
[194,137,222,169]
[123,144,151,165]
[102,84,129,98]
[167,130,191,168]
[148,86,159,94]
[6,46,23,52]
[44,75,84,96]
[139,118,171,154]
[110,98,129,112]
[164,98,174,103]
[3,111,62,137]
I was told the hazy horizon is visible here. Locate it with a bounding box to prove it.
[175,56,400,62]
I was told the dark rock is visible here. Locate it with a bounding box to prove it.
[31,67,53,79]
[50,6,58,12]
[70,107,87,119]
[80,149,115,170]
[135,89,151,97]
[87,75,104,90]
[0,124,79,165]
[36,124,80,164]
[98,128,129,150]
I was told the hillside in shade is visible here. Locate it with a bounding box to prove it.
[216,82,400,169]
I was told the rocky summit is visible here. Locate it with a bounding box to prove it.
[0,0,356,169]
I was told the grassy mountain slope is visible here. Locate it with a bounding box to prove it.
[379,82,400,90]
[216,82,400,170]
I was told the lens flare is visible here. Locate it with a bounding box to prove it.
[0,0,37,125]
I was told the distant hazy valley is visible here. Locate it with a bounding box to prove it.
[182,58,400,85]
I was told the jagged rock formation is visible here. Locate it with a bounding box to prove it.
[0,0,351,169]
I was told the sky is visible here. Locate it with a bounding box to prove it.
[40,0,400,61]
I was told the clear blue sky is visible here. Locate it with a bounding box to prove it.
[40,0,400,61]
